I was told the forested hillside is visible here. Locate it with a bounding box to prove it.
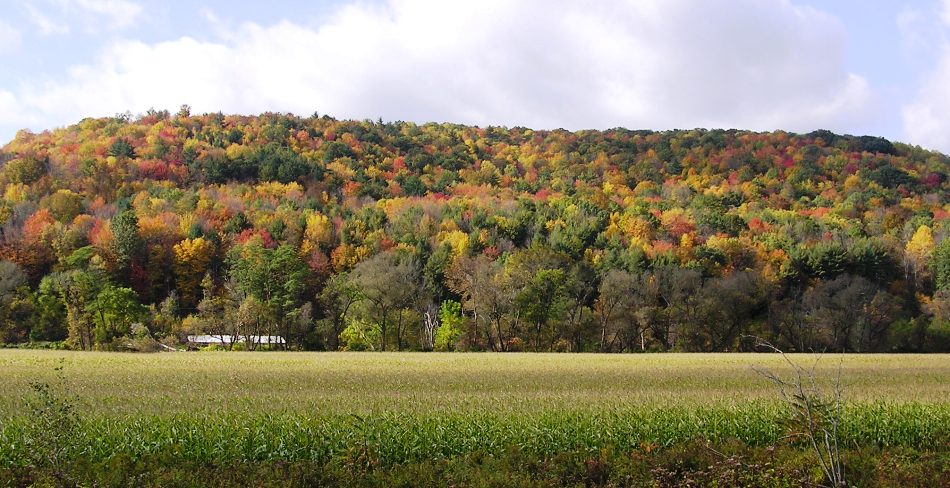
[2,109,950,352]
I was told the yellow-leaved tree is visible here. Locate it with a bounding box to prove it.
[173,237,214,311]
[905,225,935,286]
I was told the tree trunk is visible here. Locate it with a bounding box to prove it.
[422,304,438,351]
[535,320,543,352]
[396,309,404,351]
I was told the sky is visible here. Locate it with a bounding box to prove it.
[1,0,950,152]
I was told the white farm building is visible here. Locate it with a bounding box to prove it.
[186,335,286,346]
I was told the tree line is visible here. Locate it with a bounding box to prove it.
[1,111,949,352]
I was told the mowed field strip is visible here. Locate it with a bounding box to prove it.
[1,351,948,417]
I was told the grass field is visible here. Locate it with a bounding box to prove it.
[1,350,948,416]
[1,351,949,486]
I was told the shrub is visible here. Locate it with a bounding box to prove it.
[925,320,950,352]
[339,319,380,351]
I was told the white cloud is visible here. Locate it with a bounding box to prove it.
[25,4,69,35]
[25,0,142,35]
[0,19,23,54]
[61,0,144,30]
[903,48,950,152]
[0,90,23,125]
[902,0,950,152]
[2,0,871,144]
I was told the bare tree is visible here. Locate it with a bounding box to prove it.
[594,269,637,352]
[420,301,439,351]
[448,255,514,351]
[768,296,816,353]
[802,274,895,352]
[348,250,420,351]
[634,266,702,351]
[683,270,767,351]
[446,255,493,349]
[753,341,846,488]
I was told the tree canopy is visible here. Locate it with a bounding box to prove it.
[2,111,950,351]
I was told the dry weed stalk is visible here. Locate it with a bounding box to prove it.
[752,340,846,488]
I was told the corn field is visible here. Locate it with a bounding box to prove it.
[0,351,948,469]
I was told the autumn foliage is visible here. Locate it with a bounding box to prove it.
[2,112,950,351]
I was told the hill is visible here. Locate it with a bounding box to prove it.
[2,110,950,352]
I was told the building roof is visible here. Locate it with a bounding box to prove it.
[186,335,286,344]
